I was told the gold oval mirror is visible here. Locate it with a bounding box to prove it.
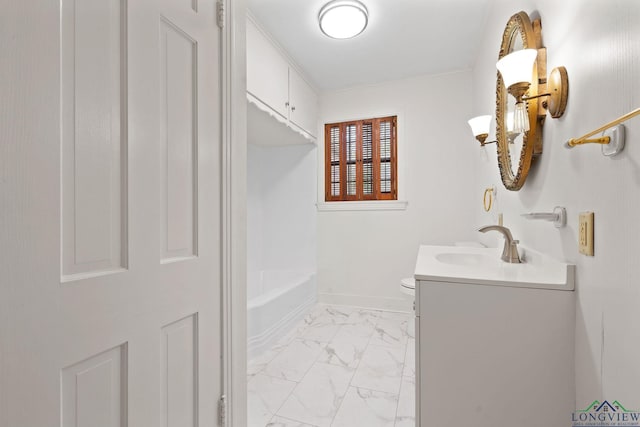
[495,12,544,191]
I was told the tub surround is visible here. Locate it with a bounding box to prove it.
[247,142,317,355]
[247,270,316,359]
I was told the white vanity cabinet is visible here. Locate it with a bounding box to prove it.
[413,245,576,427]
[246,18,318,139]
[415,280,575,427]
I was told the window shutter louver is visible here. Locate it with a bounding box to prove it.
[330,125,340,197]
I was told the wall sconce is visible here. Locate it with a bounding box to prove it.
[468,115,496,147]
[496,48,569,133]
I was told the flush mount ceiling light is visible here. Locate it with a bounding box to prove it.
[319,0,369,39]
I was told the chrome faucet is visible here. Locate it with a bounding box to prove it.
[477,225,522,263]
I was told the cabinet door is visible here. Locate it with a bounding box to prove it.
[288,67,318,137]
[246,19,289,119]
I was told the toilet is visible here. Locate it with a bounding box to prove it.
[400,277,416,296]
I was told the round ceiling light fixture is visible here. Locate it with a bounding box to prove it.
[319,0,369,39]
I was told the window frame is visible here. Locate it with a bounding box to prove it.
[324,115,398,202]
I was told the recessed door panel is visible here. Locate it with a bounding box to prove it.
[162,314,198,427]
[62,345,127,427]
[160,19,198,263]
[61,0,127,280]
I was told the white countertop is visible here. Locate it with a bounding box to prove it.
[414,245,575,291]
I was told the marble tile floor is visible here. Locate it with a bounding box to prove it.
[248,304,415,427]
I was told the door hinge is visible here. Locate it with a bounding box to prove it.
[216,0,225,29]
[218,395,227,425]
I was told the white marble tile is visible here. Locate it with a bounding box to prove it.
[247,373,297,427]
[275,321,311,347]
[395,376,415,427]
[340,321,376,339]
[277,362,354,427]
[264,339,325,381]
[318,328,370,369]
[248,344,286,377]
[377,310,412,322]
[345,308,382,323]
[406,315,415,339]
[332,386,398,427]
[266,416,317,427]
[301,322,341,342]
[403,338,415,378]
[305,305,354,326]
[351,344,405,394]
[248,304,415,427]
[339,310,379,337]
[369,318,409,348]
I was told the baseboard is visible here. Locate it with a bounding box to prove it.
[318,292,412,313]
[247,294,315,360]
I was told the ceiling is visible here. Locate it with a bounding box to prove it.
[247,0,493,91]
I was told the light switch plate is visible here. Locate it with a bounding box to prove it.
[579,212,594,256]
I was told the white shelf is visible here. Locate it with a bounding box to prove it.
[247,95,316,147]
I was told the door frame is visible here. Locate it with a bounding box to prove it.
[221,0,247,425]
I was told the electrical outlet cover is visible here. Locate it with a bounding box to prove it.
[579,212,594,256]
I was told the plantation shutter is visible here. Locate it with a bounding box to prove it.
[324,116,397,201]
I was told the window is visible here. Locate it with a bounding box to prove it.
[324,116,397,202]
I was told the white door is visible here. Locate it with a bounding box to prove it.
[1,1,223,426]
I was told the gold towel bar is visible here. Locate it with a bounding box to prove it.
[567,107,640,147]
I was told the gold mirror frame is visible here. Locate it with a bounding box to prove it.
[495,12,547,191]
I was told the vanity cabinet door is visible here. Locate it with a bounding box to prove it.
[246,19,289,119]
[288,67,318,137]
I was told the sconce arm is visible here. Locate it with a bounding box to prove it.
[522,92,551,101]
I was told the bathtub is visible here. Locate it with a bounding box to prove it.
[247,270,316,360]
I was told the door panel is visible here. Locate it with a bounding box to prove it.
[162,314,198,427]
[160,18,198,262]
[61,345,128,427]
[0,1,222,426]
[61,0,127,279]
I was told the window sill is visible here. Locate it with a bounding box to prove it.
[316,200,408,212]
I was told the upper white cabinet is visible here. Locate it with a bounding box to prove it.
[288,68,317,137]
[246,19,289,119]
[246,17,318,140]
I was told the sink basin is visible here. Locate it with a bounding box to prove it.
[435,252,493,266]
[414,245,575,291]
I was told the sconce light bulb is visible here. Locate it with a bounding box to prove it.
[513,102,530,133]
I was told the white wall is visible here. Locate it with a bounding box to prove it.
[472,0,640,408]
[317,71,478,311]
[247,142,317,294]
